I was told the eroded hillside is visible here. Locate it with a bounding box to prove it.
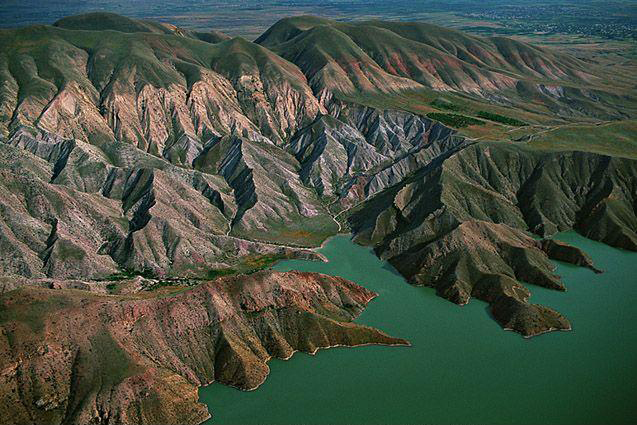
[1,13,636,425]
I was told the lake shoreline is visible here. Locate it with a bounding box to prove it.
[200,232,637,425]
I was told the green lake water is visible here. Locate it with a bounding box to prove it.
[199,232,637,425]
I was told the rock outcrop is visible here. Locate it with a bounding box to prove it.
[289,104,463,202]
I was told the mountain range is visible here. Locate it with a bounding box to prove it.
[0,12,636,425]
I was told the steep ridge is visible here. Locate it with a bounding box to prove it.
[0,23,321,150]
[256,16,630,119]
[289,103,462,201]
[0,270,408,425]
[258,22,423,101]
[0,21,336,273]
[258,16,593,86]
[200,134,337,242]
[327,102,466,207]
[0,135,331,279]
[348,142,637,336]
[361,20,592,81]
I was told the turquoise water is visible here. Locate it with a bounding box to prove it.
[199,232,637,424]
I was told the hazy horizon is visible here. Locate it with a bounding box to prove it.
[1,0,634,40]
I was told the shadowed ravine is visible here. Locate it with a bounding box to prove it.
[200,233,637,425]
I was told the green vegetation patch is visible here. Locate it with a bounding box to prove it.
[104,267,158,281]
[476,111,527,126]
[146,280,185,291]
[206,268,237,280]
[426,112,484,128]
[234,211,338,247]
[529,120,637,159]
[205,254,284,279]
[243,254,285,272]
[430,98,462,112]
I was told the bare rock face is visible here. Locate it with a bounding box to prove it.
[201,134,337,243]
[0,270,408,425]
[0,25,322,150]
[288,103,464,207]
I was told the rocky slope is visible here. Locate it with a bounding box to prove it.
[0,136,334,279]
[348,142,637,336]
[289,102,463,202]
[0,99,463,279]
[0,37,463,279]
[0,270,408,425]
[0,18,335,249]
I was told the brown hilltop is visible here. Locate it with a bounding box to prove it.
[0,270,408,425]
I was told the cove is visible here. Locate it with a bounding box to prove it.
[199,232,637,424]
